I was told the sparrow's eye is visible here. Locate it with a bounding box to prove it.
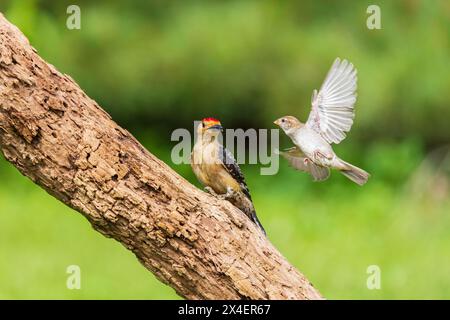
[281,118,286,123]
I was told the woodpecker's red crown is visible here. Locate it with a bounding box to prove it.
[201,117,222,131]
[202,117,221,127]
[202,117,220,124]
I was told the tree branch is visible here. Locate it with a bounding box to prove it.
[0,13,322,300]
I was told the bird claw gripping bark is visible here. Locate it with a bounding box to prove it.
[204,186,235,200]
[204,186,217,195]
[224,186,236,200]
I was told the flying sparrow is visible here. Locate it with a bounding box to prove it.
[274,58,370,185]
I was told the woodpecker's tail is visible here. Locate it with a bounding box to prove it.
[229,191,267,235]
[336,158,370,186]
[251,210,266,235]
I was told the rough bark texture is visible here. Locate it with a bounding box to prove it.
[0,13,322,300]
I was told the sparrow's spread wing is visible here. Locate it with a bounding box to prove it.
[306,58,357,144]
[219,145,252,200]
[279,147,330,181]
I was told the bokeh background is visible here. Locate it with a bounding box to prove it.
[0,0,449,299]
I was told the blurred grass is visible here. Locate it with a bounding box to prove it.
[1,137,450,299]
[0,154,178,299]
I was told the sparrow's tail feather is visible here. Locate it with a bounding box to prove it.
[337,159,370,186]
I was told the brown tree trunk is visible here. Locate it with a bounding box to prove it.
[0,13,322,300]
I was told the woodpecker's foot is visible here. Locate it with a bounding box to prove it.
[224,186,236,200]
[204,186,217,196]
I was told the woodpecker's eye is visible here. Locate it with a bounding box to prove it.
[201,122,205,127]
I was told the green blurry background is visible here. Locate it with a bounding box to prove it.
[0,0,449,299]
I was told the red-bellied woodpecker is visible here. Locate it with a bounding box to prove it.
[191,118,266,234]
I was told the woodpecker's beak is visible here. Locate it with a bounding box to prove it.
[208,124,223,131]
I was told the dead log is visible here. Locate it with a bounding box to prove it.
[0,13,322,300]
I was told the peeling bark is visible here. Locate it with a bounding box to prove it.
[0,13,322,300]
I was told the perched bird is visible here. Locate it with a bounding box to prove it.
[274,58,370,185]
[191,118,266,234]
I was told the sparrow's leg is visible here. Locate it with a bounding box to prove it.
[313,150,335,167]
[312,150,321,161]
[313,150,329,162]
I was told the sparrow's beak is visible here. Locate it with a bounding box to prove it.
[208,124,223,131]
[273,119,280,126]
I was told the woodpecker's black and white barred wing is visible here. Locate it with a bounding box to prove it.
[306,58,357,144]
[219,145,252,200]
